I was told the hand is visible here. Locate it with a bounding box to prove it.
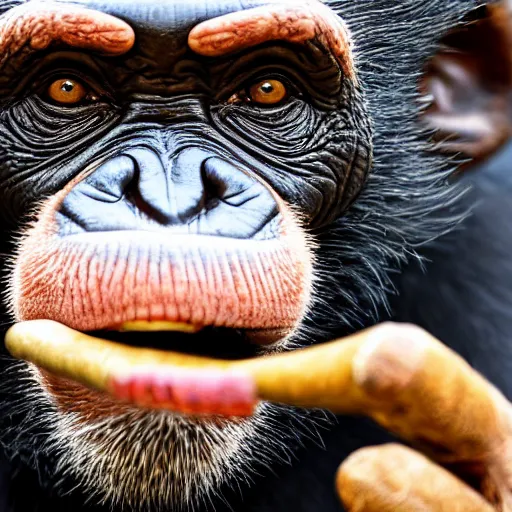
[335,323,512,512]
[8,320,511,510]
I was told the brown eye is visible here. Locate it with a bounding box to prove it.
[248,79,288,105]
[47,78,89,105]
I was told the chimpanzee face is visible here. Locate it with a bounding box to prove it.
[0,0,481,509]
[0,0,372,508]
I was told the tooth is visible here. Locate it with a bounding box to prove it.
[120,321,201,333]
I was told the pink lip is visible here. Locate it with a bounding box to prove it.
[14,231,310,333]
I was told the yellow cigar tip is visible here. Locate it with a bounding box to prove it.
[5,320,67,351]
[119,321,201,333]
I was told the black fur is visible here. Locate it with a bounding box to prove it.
[1,1,507,511]
[392,141,512,401]
[309,0,483,335]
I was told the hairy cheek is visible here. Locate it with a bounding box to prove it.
[9,192,315,335]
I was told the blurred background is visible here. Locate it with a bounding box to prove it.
[422,1,512,168]
[392,0,512,399]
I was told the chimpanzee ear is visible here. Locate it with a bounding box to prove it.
[421,3,512,172]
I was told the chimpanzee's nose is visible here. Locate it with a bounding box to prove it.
[57,147,279,240]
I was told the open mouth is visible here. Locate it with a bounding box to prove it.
[8,231,312,418]
[5,317,362,421]
[5,320,274,418]
[91,323,272,361]
[8,197,315,419]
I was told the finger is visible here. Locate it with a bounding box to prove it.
[242,323,512,506]
[349,324,512,463]
[8,321,512,506]
[9,320,512,463]
[337,444,495,512]
[244,323,512,462]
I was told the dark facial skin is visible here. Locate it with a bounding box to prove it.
[0,1,373,508]
[3,1,509,512]
[0,0,371,231]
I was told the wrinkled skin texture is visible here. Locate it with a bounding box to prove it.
[1,0,511,511]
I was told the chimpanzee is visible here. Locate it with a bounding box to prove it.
[0,0,510,511]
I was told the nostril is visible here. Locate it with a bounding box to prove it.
[201,160,226,203]
[202,158,255,203]
[201,165,226,207]
[198,157,279,239]
[125,178,172,225]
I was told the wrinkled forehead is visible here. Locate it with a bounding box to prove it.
[74,0,269,30]
[1,0,353,78]
[81,0,301,55]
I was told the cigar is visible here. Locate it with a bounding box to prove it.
[5,320,367,417]
[6,319,512,467]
